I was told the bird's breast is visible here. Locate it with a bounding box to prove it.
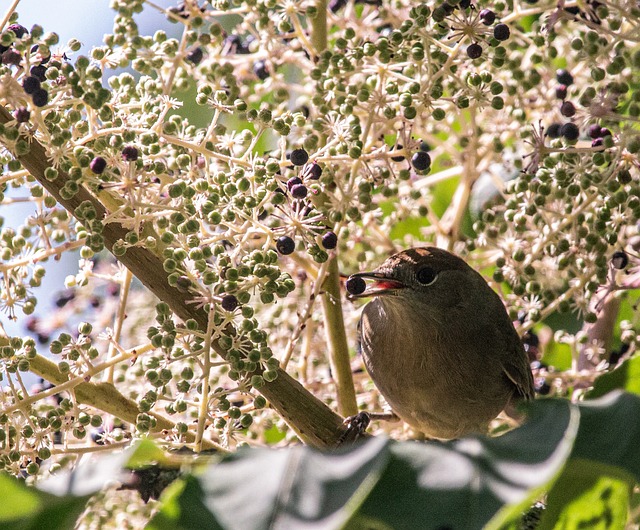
[359,298,512,438]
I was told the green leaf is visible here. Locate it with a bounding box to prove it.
[543,309,583,335]
[148,476,226,530]
[541,340,573,371]
[539,460,632,530]
[0,473,90,530]
[0,474,41,520]
[8,395,640,530]
[539,391,640,529]
[431,176,459,218]
[38,444,132,497]
[150,399,578,530]
[571,391,640,482]
[389,215,429,240]
[587,354,640,399]
[357,401,576,529]
[519,14,540,33]
[126,438,175,469]
[150,437,390,530]
[263,424,287,444]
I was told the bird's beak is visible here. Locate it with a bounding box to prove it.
[347,271,406,299]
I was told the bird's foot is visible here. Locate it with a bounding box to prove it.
[337,411,400,446]
[337,412,371,446]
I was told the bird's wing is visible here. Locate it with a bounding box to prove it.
[503,350,535,400]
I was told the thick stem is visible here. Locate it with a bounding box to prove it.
[26,353,221,450]
[310,0,328,55]
[321,257,358,417]
[308,2,357,418]
[0,105,345,448]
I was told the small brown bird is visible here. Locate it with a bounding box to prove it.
[347,247,534,440]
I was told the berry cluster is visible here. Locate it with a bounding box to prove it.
[0,0,639,482]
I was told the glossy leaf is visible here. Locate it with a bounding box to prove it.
[38,444,131,497]
[0,474,90,530]
[539,461,632,530]
[4,393,640,529]
[150,399,578,529]
[571,392,640,483]
[587,355,640,399]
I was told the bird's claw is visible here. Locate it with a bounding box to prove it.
[337,411,371,446]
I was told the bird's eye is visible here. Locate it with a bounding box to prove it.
[416,266,437,285]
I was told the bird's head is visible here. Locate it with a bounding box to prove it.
[347,247,481,314]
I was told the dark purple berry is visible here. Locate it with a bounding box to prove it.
[14,107,30,123]
[31,88,48,107]
[479,9,496,25]
[419,141,431,152]
[329,0,348,12]
[591,138,603,148]
[253,60,269,80]
[546,123,562,138]
[588,124,601,139]
[321,231,338,249]
[30,64,47,82]
[536,381,551,395]
[609,344,630,366]
[122,145,139,161]
[617,169,632,184]
[600,127,611,137]
[493,23,510,41]
[55,290,75,308]
[8,24,28,39]
[276,235,295,255]
[221,294,239,311]
[22,76,40,94]
[555,84,567,100]
[2,49,22,66]
[286,177,302,191]
[223,34,250,54]
[560,122,579,141]
[26,316,40,332]
[346,276,366,296]
[556,69,574,86]
[611,251,628,270]
[176,275,192,293]
[91,428,106,445]
[90,157,107,174]
[306,163,322,179]
[411,151,431,171]
[168,3,189,19]
[186,47,203,65]
[458,0,471,9]
[466,43,482,59]
[290,148,309,166]
[290,183,308,199]
[560,100,576,117]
